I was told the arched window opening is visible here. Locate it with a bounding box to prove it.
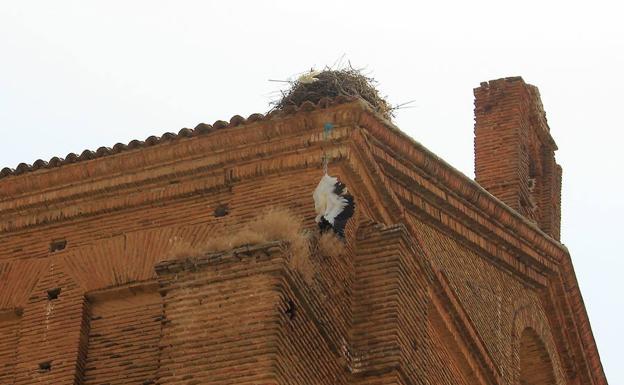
[519,328,556,385]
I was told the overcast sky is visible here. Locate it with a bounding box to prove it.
[1,1,622,382]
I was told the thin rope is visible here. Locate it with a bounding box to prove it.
[322,154,328,174]
[322,123,333,175]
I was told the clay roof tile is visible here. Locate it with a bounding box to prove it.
[0,167,13,176]
[160,132,176,140]
[212,120,229,130]
[64,153,79,163]
[127,140,144,149]
[32,159,48,169]
[96,147,112,156]
[79,150,95,161]
[194,123,214,134]
[48,157,63,167]
[177,128,194,137]
[246,113,265,122]
[112,143,127,153]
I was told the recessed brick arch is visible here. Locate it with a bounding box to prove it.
[512,304,565,385]
[519,328,556,385]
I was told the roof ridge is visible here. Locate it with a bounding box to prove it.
[0,95,359,180]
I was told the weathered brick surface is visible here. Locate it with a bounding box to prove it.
[412,218,567,384]
[156,248,283,385]
[11,258,88,385]
[83,285,161,385]
[0,310,20,383]
[351,222,430,383]
[474,77,562,239]
[0,84,606,385]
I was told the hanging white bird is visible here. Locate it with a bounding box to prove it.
[313,174,355,238]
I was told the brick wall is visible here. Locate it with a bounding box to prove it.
[412,217,567,385]
[11,258,89,385]
[83,285,161,385]
[0,310,20,383]
[0,95,605,384]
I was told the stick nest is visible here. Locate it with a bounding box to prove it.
[271,68,393,120]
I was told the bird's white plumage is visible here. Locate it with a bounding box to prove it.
[313,173,349,224]
[298,70,321,84]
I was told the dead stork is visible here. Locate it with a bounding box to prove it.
[313,174,355,238]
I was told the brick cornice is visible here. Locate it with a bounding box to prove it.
[0,99,571,268]
[354,107,568,262]
[0,101,570,277]
[0,103,366,232]
[0,103,361,204]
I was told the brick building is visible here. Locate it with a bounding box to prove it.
[0,77,607,384]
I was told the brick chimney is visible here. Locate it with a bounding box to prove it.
[474,77,562,240]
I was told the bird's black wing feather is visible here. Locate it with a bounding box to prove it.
[332,194,355,238]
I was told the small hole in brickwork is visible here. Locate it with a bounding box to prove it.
[47,288,62,300]
[285,299,296,320]
[38,361,51,372]
[214,203,230,217]
[49,239,67,252]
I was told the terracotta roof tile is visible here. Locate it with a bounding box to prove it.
[0,96,357,180]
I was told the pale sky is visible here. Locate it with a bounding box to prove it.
[1,1,622,382]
